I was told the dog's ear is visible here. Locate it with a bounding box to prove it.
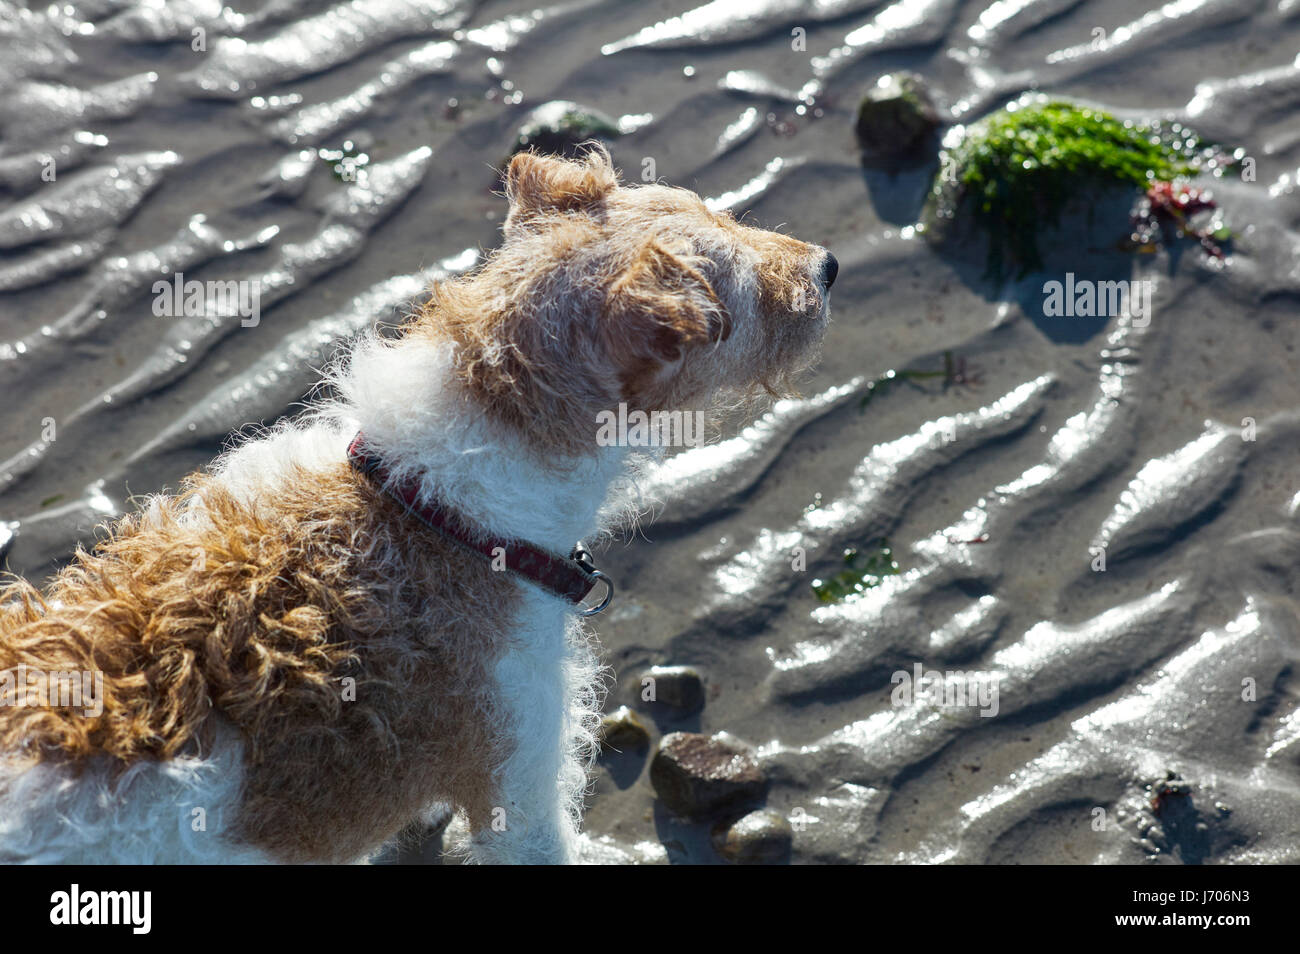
[601,238,731,403]
[504,148,617,227]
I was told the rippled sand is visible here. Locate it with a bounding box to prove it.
[2,0,1299,864]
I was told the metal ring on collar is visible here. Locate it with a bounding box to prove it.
[579,570,614,617]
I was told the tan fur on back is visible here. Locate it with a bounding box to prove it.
[0,463,516,863]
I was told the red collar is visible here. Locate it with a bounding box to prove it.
[347,431,613,616]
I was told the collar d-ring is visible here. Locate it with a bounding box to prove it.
[579,570,614,617]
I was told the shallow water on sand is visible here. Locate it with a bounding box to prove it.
[2,0,1299,864]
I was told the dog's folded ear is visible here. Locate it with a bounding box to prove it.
[504,148,617,227]
[601,238,732,402]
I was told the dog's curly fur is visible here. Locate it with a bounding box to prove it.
[0,145,831,864]
[1,462,520,862]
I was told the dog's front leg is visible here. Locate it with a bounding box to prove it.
[468,612,598,865]
[467,758,580,864]
[467,707,582,864]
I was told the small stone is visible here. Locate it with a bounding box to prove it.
[712,809,793,864]
[650,732,767,819]
[854,72,940,165]
[641,665,705,713]
[600,706,650,751]
[1148,770,1192,813]
[508,100,622,161]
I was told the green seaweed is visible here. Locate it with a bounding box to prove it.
[925,98,1223,280]
[318,140,370,183]
[811,540,900,603]
[858,351,980,412]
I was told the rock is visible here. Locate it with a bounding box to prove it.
[640,665,705,713]
[508,100,622,160]
[854,72,940,165]
[650,731,767,819]
[712,809,793,864]
[1148,770,1193,814]
[600,705,650,751]
[919,96,1221,279]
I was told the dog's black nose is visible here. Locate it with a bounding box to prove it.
[819,252,838,289]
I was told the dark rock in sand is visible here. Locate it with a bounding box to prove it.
[640,664,705,714]
[712,809,793,864]
[600,705,651,752]
[508,100,623,160]
[854,72,940,166]
[650,731,767,819]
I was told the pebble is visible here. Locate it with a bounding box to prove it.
[712,809,793,864]
[600,705,651,752]
[640,665,705,714]
[650,731,766,819]
[854,72,940,165]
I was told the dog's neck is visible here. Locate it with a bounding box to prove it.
[337,333,636,552]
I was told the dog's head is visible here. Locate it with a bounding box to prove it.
[418,145,835,454]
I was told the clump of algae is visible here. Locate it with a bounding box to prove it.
[812,540,900,604]
[923,96,1226,280]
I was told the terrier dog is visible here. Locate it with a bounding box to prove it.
[0,146,835,864]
